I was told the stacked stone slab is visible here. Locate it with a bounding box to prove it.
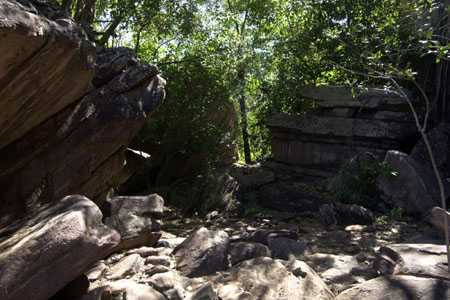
[267,86,419,173]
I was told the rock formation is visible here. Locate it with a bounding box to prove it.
[0,0,165,226]
[267,86,419,174]
[0,1,165,300]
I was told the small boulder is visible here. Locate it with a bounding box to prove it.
[173,227,230,277]
[229,242,271,265]
[105,194,164,251]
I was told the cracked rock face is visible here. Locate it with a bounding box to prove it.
[0,1,166,226]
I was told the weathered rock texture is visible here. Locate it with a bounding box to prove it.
[0,1,165,226]
[267,86,418,173]
[335,275,450,300]
[0,195,120,300]
[214,257,334,300]
[374,243,449,280]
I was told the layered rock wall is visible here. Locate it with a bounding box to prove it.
[268,86,419,174]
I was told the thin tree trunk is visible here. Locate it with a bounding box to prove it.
[239,93,251,164]
[98,16,122,46]
[74,0,97,41]
[135,29,142,54]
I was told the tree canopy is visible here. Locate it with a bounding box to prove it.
[57,0,449,163]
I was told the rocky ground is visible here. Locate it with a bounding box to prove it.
[74,196,450,300]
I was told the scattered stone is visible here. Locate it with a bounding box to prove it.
[105,194,164,252]
[0,195,119,300]
[228,242,271,265]
[106,254,145,280]
[145,256,172,267]
[128,246,172,257]
[268,237,307,259]
[173,227,230,277]
[105,279,166,300]
[147,271,186,292]
[189,283,219,300]
[244,228,298,245]
[335,275,450,300]
[86,262,107,281]
[215,257,334,300]
[144,265,171,277]
[163,287,186,300]
[157,237,186,249]
[374,243,449,280]
[319,203,374,226]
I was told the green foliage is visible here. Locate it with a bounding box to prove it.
[135,57,235,180]
[328,153,397,209]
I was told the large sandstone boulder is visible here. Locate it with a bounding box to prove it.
[0,0,95,148]
[214,257,334,300]
[426,207,450,235]
[0,2,165,225]
[0,195,120,300]
[411,123,450,179]
[336,275,450,300]
[105,194,164,251]
[173,227,230,277]
[377,150,440,215]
